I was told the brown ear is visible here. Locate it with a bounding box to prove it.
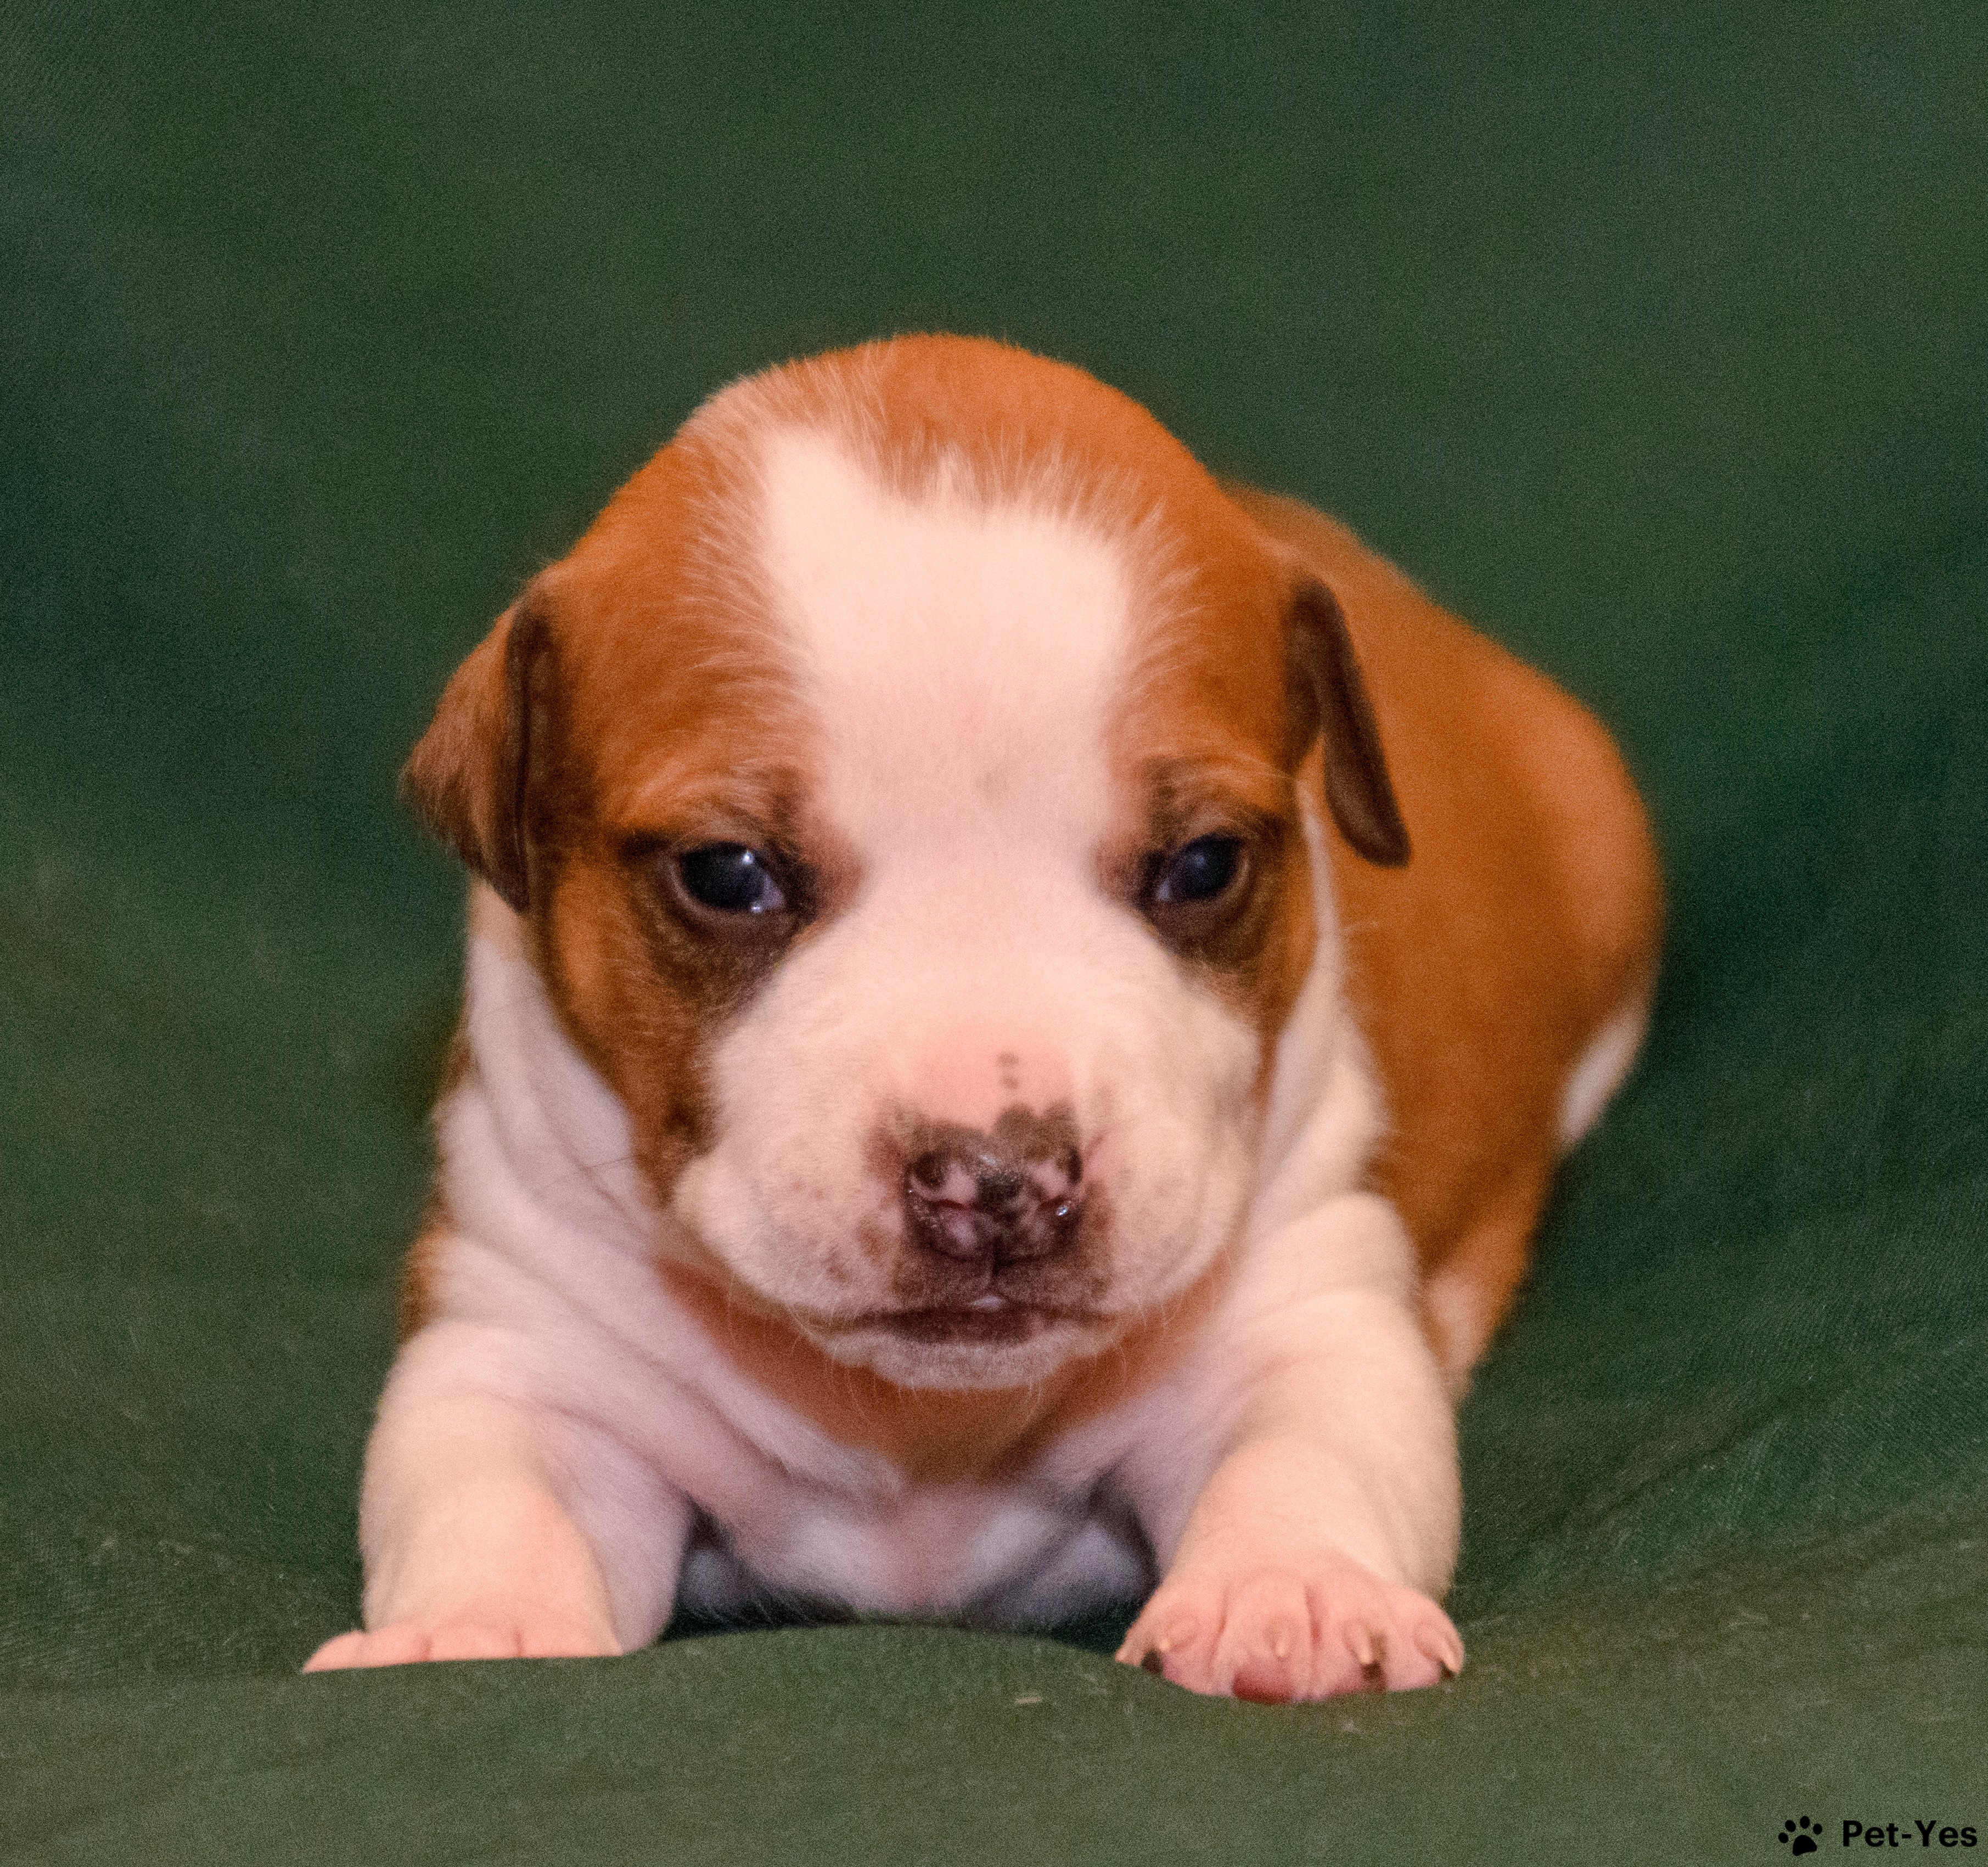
[400,590,554,912]
[1288,577,1410,867]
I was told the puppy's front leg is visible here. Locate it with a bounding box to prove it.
[305,1322,689,1670]
[1116,1194,1464,1701]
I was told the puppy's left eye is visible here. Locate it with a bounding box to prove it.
[1150,835,1245,906]
[677,843,788,916]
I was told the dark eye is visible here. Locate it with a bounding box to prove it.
[676,843,788,916]
[1150,835,1245,906]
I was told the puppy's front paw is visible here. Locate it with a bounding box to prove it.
[1116,1554,1463,1701]
[303,1607,618,1672]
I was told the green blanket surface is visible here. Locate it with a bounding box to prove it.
[3,4,1983,1861]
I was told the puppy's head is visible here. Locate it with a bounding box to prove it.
[406,338,1404,1388]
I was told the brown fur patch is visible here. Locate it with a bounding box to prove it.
[1232,488,1663,1358]
[405,400,842,1206]
[394,1032,473,1342]
[396,1211,451,1342]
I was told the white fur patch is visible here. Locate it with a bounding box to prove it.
[1557,994,1650,1149]
[759,428,1128,869]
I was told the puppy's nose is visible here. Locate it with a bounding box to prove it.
[903,1105,1084,1266]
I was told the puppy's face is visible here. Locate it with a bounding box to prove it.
[408,341,1402,1388]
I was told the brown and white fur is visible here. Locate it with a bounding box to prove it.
[306,337,1660,1700]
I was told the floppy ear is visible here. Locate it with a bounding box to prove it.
[1287,577,1410,867]
[400,589,554,913]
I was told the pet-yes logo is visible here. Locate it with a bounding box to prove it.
[1778,1816,1979,1852]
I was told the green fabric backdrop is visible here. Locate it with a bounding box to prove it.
[3,3,1983,1860]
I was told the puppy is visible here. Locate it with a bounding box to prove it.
[306,336,1660,1700]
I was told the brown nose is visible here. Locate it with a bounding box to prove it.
[902,1104,1084,1267]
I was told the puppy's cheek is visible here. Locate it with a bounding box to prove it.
[1100,1129,1254,1307]
[666,1025,914,1315]
[1083,1028,1262,1307]
[669,1138,898,1313]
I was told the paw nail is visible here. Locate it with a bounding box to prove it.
[1414,1626,1464,1677]
[1346,1621,1377,1668]
[1269,1623,1295,1661]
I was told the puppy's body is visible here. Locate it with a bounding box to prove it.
[1249,490,1661,1375]
[311,339,1659,1699]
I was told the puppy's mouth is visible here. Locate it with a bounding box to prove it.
[871,1295,1094,1346]
[799,1282,1121,1387]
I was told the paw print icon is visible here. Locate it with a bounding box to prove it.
[1779,1817,1821,1855]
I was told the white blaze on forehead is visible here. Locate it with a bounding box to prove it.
[671,423,1274,1375]
[757,430,1129,863]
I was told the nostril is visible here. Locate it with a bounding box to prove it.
[1006,1189,1083,1263]
[903,1173,990,1263]
[908,1150,948,1193]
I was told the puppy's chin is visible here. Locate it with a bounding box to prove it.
[805,1305,1122,1392]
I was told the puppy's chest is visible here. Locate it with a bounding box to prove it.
[686,1435,1147,1619]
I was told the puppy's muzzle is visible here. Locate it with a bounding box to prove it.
[902,1103,1084,1270]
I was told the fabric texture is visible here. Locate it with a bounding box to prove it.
[3,4,1983,1860]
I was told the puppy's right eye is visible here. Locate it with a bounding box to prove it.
[676,843,788,917]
